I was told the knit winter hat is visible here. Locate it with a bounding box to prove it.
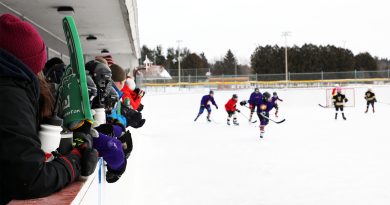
[0,13,47,74]
[110,64,126,82]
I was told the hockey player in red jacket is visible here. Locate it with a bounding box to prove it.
[225,94,240,126]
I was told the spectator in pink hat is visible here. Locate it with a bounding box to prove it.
[0,13,95,204]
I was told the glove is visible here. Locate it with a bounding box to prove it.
[106,159,127,183]
[96,120,125,138]
[73,131,99,176]
[215,105,218,109]
[121,105,146,128]
[134,88,145,97]
[374,99,377,102]
[236,109,240,113]
[137,104,144,112]
[240,100,247,106]
[119,131,133,159]
[345,98,348,103]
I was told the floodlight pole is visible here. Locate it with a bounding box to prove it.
[282,32,291,83]
[177,40,182,84]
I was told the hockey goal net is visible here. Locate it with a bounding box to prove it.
[325,87,355,107]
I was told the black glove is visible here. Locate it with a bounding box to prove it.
[121,105,146,128]
[119,131,133,159]
[106,159,127,183]
[374,99,377,102]
[236,109,240,113]
[137,104,144,112]
[345,98,348,103]
[73,129,99,177]
[96,120,125,137]
[240,100,247,106]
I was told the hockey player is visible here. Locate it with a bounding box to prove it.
[247,88,262,122]
[194,90,218,122]
[225,94,240,125]
[257,92,275,138]
[272,92,283,117]
[332,88,348,120]
[364,88,376,113]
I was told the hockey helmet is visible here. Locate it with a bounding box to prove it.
[263,92,271,100]
[254,88,259,93]
[232,94,238,99]
[85,60,112,90]
[273,92,277,96]
[209,90,214,95]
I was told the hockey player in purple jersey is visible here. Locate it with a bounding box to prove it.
[271,92,283,117]
[257,92,275,138]
[194,90,218,122]
[247,88,263,122]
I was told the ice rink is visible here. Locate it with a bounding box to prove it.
[105,85,390,205]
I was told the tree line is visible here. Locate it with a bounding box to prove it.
[141,44,389,76]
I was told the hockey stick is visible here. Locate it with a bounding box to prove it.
[318,104,332,108]
[237,111,257,123]
[242,104,285,124]
[259,112,286,124]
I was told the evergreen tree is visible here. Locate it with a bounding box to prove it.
[355,52,377,70]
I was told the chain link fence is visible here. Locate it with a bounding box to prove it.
[137,69,390,85]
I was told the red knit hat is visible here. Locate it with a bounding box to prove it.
[0,13,47,74]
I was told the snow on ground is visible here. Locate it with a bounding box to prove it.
[103,85,390,205]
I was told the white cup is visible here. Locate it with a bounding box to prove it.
[39,124,63,153]
[93,108,106,127]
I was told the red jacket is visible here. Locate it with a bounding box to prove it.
[121,84,142,110]
[225,98,237,112]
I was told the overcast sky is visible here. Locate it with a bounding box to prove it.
[138,0,390,64]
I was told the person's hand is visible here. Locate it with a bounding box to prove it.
[106,160,127,183]
[215,105,218,109]
[121,106,146,128]
[236,109,240,113]
[240,101,247,106]
[73,131,99,176]
[137,104,144,112]
[119,131,133,159]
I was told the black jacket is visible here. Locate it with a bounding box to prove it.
[0,49,80,204]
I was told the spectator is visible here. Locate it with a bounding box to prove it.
[121,75,144,112]
[0,13,94,204]
[110,64,145,128]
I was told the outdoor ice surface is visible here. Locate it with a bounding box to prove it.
[104,86,390,205]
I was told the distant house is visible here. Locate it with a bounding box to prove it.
[133,57,172,83]
[136,65,172,80]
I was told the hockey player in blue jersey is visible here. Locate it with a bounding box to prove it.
[257,92,275,138]
[194,90,218,122]
[271,92,283,117]
[247,88,262,122]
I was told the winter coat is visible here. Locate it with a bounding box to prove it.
[0,49,80,204]
[225,99,237,112]
[200,95,217,107]
[121,84,141,110]
[248,92,262,106]
[108,84,127,127]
